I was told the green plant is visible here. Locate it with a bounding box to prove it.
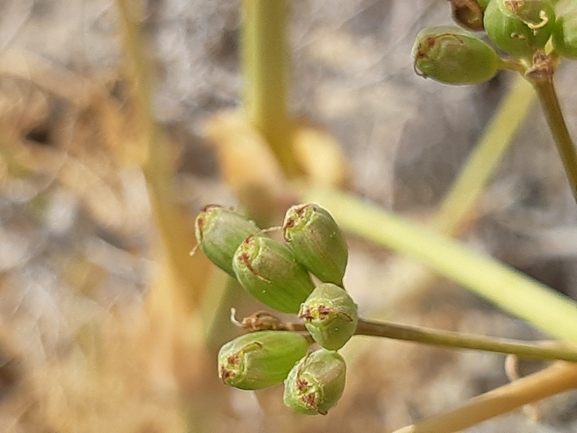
[196,0,577,431]
[111,0,577,429]
[421,0,577,202]
[198,201,577,420]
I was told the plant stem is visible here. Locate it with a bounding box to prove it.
[497,57,526,74]
[242,0,299,177]
[304,187,577,343]
[304,79,537,326]
[393,362,577,433]
[355,318,577,363]
[116,0,210,306]
[532,79,577,202]
[433,76,534,234]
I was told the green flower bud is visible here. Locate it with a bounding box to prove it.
[283,349,347,415]
[233,236,315,313]
[283,204,348,286]
[218,331,310,390]
[552,1,577,58]
[484,0,556,58]
[449,0,486,31]
[194,205,260,276]
[413,26,500,84]
[299,283,358,351]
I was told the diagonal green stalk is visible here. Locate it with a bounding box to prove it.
[304,187,577,343]
[339,77,535,322]
[355,318,577,362]
[433,76,534,234]
[532,79,577,202]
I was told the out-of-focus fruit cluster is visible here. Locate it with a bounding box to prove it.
[413,0,577,85]
[195,203,356,415]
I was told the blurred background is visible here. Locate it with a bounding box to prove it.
[0,0,577,431]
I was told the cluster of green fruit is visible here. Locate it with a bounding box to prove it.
[194,203,356,415]
[413,0,577,85]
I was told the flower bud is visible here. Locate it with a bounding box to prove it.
[283,204,348,286]
[233,236,315,313]
[484,0,556,58]
[283,349,347,415]
[194,205,260,276]
[449,0,485,31]
[218,331,310,390]
[413,26,500,84]
[299,283,358,350]
[553,1,577,58]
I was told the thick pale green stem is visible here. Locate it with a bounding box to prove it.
[304,187,577,343]
[532,79,577,202]
[356,319,577,362]
[325,77,535,323]
[242,0,298,177]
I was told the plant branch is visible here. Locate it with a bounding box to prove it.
[532,78,577,202]
[335,77,534,329]
[433,76,535,234]
[242,0,299,177]
[304,187,577,343]
[240,311,577,362]
[393,362,577,433]
[355,318,577,363]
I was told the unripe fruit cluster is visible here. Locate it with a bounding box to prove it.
[413,0,577,86]
[195,203,357,415]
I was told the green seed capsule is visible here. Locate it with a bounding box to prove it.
[283,204,348,286]
[283,349,347,415]
[413,26,500,85]
[299,283,358,351]
[233,236,315,313]
[552,1,577,58]
[194,205,260,276]
[484,0,556,58]
[218,331,310,390]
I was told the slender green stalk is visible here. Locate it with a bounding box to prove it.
[532,79,577,202]
[433,76,535,234]
[304,187,577,343]
[497,57,526,74]
[355,319,577,362]
[393,362,577,433]
[253,314,577,361]
[242,0,298,177]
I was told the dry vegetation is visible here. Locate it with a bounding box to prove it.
[0,0,576,432]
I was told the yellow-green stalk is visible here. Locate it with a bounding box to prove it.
[242,0,298,176]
